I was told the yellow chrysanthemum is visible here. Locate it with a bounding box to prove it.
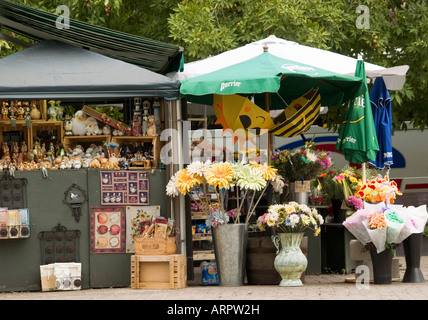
[175,169,203,194]
[250,161,277,180]
[205,162,234,189]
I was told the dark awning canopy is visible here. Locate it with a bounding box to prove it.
[0,40,181,100]
[0,0,183,74]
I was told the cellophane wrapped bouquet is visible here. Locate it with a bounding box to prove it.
[343,203,428,253]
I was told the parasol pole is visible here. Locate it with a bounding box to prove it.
[264,44,272,162]
[265,91,271,161]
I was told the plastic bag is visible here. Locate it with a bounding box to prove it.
[200,261,219,286]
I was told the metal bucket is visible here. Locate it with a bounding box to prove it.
[212,223,248,286]
[288,182,310,205]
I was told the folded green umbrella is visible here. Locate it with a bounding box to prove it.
[336,60,379,164]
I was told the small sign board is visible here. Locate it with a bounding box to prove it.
[294,181,311,193]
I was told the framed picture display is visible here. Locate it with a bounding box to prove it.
[90,207,126,254]
[100,171,149,206]
[125,205,160,253]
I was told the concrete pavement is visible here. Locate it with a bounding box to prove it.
[1,256,428,301]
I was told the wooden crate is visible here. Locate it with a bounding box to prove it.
[62,134,111,152]
[131,254,186,289]
[111,135,159,168]
[81,105,130,133]
[134,237,177,255]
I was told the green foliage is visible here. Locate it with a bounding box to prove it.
[1,0,427,132]
[90,105,124,121]
[167,0,428,132]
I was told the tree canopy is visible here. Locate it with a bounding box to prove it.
[1,0,427,131]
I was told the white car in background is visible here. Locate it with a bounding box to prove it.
[272,125,428,207]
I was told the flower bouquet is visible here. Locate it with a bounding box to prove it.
[345,195,364,211]
[343,205,418,253]
[271,141,332,182]
[166,160,285,226]
[316,170,346,201]
[355,175,402,204]
[256,202,324,236]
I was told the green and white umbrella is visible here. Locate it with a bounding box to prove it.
[336,60,379,164]
[179,49,366,110]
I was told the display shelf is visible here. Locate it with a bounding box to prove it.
[193,250,215,261]
[190,189,217,263]
[191,212,207,220]
[111,135,159,168]
[31,120,64,146]
[192,233,212,241]
[0,121,32,147]
[62,134,111,152]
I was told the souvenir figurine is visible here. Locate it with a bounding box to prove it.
[146,115,157,136]
[56,101,64,121]
[16,101,24,120]
[30,101,41,120]
[102,124,111,135]
[85,117,100,136]
[8,101,17,120]
[64,114,73,136]
[20,141,28,154]
[11,142,20,164]
[47,100,58,121]
[1,102,9,120]
[72,110,87,136]
[131,114,142,136]
[22,101,31,119]
[1,142,10,161]
[142,99,151,135]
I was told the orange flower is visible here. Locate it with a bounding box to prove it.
[369,212,387,229]
[175,169,203,194]
[249,161,277,180]
[205,162,234,189]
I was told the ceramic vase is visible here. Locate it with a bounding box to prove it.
[272,232,307,286]
[212,223,248,286]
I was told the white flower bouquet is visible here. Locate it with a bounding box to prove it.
[256,202,324,235]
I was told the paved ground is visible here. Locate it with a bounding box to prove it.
[1,256,428,301]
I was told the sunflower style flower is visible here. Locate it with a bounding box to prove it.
[249,161,278,181]
[175,168,203,194]
[235,165,266,191]
[166,173,180,197]
[167,160,285,227]
[205,162,234,189]
[186,160,212,177]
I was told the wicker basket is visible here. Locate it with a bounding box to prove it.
[135,237,177,255]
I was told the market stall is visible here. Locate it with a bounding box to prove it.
[0,39,182,291]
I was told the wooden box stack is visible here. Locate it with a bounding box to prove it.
[130,254,186,289]
[134,237,177,255]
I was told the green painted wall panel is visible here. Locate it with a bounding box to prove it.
[0,168,168,292]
